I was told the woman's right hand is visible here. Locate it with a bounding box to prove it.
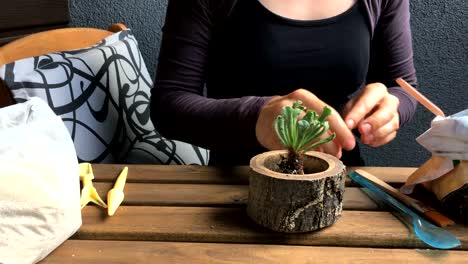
[255,89,356,158]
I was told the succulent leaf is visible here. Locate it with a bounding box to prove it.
[274,100,336,155]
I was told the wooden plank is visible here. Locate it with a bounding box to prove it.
[92,165,251,184]
[41,240,468,263]
[91,164,415,185]
[75,206,468,249]
[92,183,379,210]
[0,0,69,32]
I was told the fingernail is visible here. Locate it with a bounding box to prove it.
[346,119,355,129]
[336,150,342,159]
[362,134,374,144]
[345,138,356,150]
[361,123,372,134]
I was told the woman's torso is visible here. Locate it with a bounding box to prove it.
[205,0,371,165]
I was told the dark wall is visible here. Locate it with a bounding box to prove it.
[70,0,167,76]
[70,0,468,167]
[360,0,468,166]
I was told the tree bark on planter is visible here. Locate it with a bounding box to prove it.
[247,150,346,233]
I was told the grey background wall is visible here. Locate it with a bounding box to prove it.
[70,0,467,167]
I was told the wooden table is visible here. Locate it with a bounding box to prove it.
[40,165,468,263]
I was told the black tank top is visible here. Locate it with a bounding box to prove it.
[206,0,370,165]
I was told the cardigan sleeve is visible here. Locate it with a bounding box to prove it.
[367,0,418,126]
[151,0,270,151]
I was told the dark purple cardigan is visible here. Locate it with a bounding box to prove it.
[151,0,418,163]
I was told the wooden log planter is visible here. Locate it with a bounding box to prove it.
[247,150,346,233]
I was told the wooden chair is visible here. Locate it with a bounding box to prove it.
[0,23,127,108]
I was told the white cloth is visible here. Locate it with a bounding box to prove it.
[0,98,82,264]
[417,109,468,160]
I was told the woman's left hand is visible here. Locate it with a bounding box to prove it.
[343,83,400,147]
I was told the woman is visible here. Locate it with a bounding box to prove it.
[151,0,417,166]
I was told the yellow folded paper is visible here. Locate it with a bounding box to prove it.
[107,166,128,216]
[79,163,107,209]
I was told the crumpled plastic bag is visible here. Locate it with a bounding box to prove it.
[417,109,468,160]
[400,109,468,223]
[401,109,468,196]
[0,97,82,264]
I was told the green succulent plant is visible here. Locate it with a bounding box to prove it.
[274,100,336,174]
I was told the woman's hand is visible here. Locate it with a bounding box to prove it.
[343,83,400,147]
[256,89,356,158]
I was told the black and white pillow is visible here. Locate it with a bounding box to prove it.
[0,29,209,165]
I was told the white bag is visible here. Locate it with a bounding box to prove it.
[0,97,82,264]
[416,109,468,160]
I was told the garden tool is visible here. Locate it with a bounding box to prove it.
[397,77,468,224]
[350,171,460,250]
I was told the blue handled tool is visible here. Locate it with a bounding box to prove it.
[349,171,461,249]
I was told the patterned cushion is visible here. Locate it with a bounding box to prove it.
[0,29,209,165]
